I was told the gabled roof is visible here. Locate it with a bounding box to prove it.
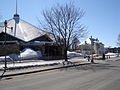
[80,36,104,45]
[80,38,92,45]
[0,14,47,42]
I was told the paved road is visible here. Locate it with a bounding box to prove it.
[0,60,120,90]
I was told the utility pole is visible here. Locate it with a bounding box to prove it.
[0,20,13,71]
[90,36,94,63]
[0,20,13,79]
[4,20,7,70]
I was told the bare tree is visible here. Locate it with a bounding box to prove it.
[117,33,120,46]
[39,3,87,61]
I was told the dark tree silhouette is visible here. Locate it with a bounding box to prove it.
[39,3,87,61]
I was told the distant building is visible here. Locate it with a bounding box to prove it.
[0,13,64,59]
[79,36,105,55]
[71,37,80,51]
[105,47,120,53]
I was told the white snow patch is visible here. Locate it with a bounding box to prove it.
[80,38,91,45]
[0,61,60,69]
[19,48,42,60]
[105,53,118,57]
[0,56,12,62]
[67,51,84,58]
[0,48,42,61]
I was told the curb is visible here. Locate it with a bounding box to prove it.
[0,62,91,78]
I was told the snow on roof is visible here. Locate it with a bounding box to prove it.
[80,37,104,45]
[86,38,92,44]
[19,48,42,60]
[46,32,56,42]
[0,17,47,42]
[80,38,92,45]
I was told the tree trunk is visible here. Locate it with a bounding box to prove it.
[64,48,68,61]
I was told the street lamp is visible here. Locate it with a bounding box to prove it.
[0,20,13,71]
[4,20,7,70]
[91,40,94,63]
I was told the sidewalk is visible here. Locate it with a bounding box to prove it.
[0,57,116,77]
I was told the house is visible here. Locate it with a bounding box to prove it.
[0,13,64,59]
[79,36,105,55]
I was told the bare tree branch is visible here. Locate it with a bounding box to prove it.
[38,3,87,61]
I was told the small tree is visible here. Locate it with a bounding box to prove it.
[39,3,87,61]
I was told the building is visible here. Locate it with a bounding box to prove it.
[79,36,105,55]
[105,47,120,53]
[0,12,64,59]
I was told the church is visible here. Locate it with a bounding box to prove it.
[0,3,64,59]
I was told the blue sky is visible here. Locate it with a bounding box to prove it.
[0,0,120,47]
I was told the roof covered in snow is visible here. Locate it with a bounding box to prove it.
[0,14,53,42]
[80,38,92,45]
[80,36,103,45]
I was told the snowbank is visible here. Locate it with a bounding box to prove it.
[19,48,42,60]
[67,51,83,58]
[0,56,13,62]
[105,53,118,57]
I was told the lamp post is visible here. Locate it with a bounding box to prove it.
[91,40,94,63]
[4,20,7,70]
[0,20,13,71]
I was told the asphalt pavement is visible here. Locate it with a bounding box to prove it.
[0,57,120,90]
[0,57,119,78]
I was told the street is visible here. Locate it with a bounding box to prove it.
[0,59,120,90]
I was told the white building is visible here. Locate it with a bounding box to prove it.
[79,36,105,55]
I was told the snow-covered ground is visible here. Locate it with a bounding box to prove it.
[0,61,60,69]
[0,50,86,69]
[19,48,42,60]
[0,48,119,62]
[105,53,119,57]
[0,48,42,62]
[0,56,12,62]
[0,50,84,62]
[2,50,119,69]
[67,51,84,58]
[67,51,120,58]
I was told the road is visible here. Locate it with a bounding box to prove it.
[0,60,120,90]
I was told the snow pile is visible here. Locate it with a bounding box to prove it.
[0,56,13,62]
[67,51,83,58]
[19,48,42,60]
[105,53,117,57]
